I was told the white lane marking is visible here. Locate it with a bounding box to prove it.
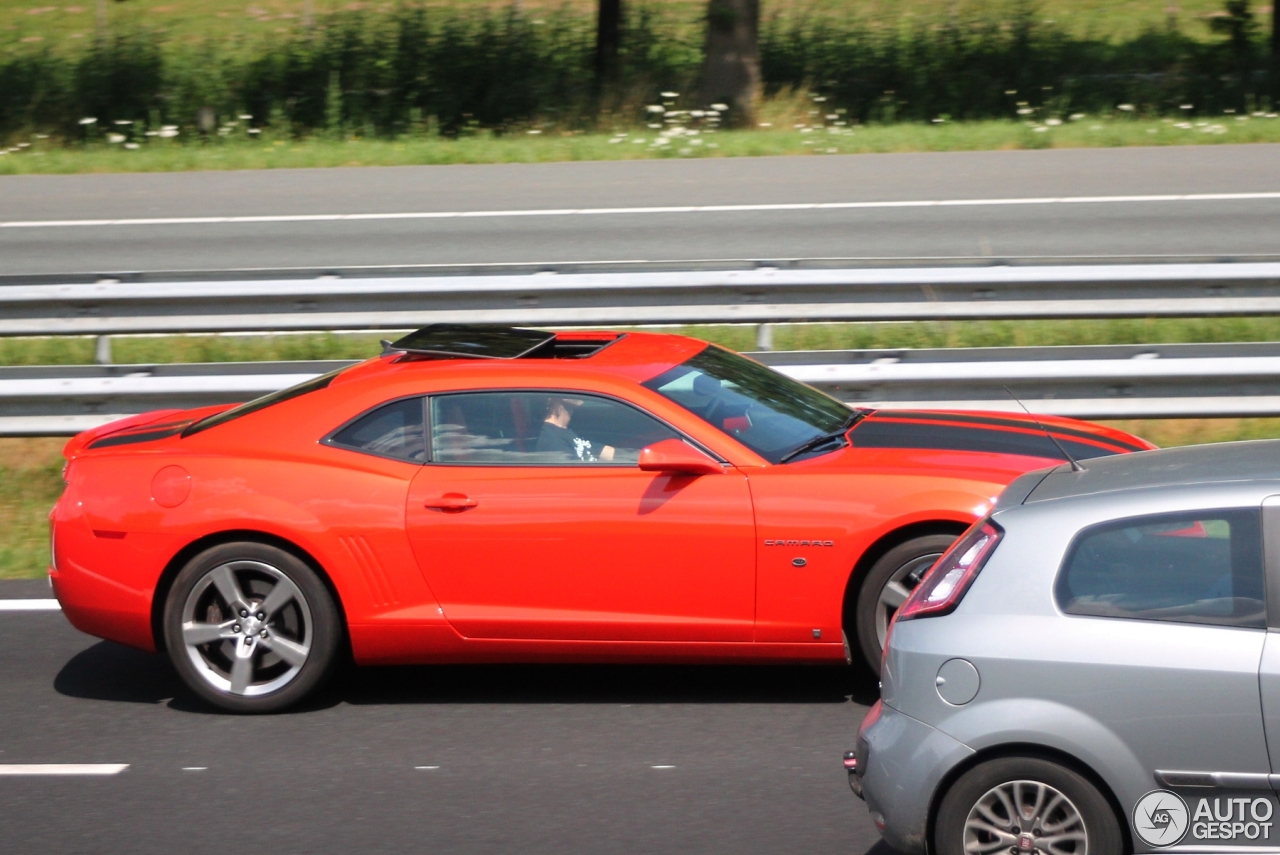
[651,765,676,770]
[3,192,1280,229]
[414,766,440,770]
[182,767,207,771]
[0,764,128,776]
[0,599,61,611]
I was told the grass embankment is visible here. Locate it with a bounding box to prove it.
[8,317,1280,365]
[3,115,1280,175]
[0,438,63,580]
[6,317,1280,578]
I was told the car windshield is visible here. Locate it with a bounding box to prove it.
[642,345,855,463]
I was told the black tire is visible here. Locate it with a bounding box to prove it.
[163,542,341,713]
[853,534,956,673]
[935,756,1123,855]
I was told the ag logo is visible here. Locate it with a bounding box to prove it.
[1134,790,1190,848]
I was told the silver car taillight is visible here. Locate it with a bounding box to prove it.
[895,519,1002,622]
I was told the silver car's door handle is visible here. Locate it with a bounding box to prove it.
[1155,770,1273,790]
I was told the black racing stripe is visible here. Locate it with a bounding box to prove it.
[870,410,1146,453]
[88,426,187,449]
[850,420,1121,461]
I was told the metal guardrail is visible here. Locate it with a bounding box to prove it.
[8,342,1280,436]
[5,262,1280,336]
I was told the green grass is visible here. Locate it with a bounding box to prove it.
[0,439,63,580]
[4,114,1280,175]
[9,317,1280,368]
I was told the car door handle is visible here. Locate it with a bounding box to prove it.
[423,494,478,511]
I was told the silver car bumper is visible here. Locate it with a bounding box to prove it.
[858,701,975,855]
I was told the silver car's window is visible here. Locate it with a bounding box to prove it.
[329,397,427,462]
[1056,509,1265,629]
[429,391,678,466]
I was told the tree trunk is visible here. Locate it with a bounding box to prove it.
[1273,0,1279,70]
[595,0,622,93]
[699,0,761,126]
[1271,0,1279,101]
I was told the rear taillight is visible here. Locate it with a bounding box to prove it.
[895,519,1002,622]
[48,509,58,572]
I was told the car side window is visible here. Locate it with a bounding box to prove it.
[430,391,679,466]
[1055,509,1265,628]
[329,397,427,462]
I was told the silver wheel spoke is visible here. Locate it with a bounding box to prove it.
[1043,832,1087,855]
[968,820,1018,845]
[975,802,1011,830]
[880,580,911,609]
[229,641,256,694]
[210,565,250,612]
[965,836,1015,855]
[183,619,238,646]
[259,578,301,619]
[260,634,309,668]
[1027,782,1049,823]
[993,788,1020,829]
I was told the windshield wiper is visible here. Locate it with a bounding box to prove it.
[778,410,868,463]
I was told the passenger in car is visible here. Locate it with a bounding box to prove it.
[536,396,616,462]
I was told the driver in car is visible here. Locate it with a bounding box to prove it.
[536,396,616,462]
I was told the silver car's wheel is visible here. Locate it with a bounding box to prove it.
[181,560,313,697]
[964,780,1087,855]
[935,758,1122,855]
[164,542,341,713]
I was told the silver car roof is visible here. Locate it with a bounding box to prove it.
[997,439,1280,508]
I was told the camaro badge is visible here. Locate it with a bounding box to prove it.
[764,539,834,547]
[1133,790,1190,848]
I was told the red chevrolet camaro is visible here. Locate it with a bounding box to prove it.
[50,326,1152,711]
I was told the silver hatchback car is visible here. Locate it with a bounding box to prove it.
[853,440,1280,855]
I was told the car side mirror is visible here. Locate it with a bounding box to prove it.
[638,439,723,476]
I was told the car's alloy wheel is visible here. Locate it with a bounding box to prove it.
[964,780,1086,855]
[853,534,955,672]
[164,543,340,713]
[936,757,1122,855]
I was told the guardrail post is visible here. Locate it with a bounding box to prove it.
[94,336,112,365]
[755,323,774,351]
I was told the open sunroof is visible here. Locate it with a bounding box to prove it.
[385,324,556,359]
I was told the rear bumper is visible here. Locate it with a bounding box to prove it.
[50,495,164,653]
[50,565,157,652]
[858,701,974,855]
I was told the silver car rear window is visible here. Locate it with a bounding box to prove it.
[1055,508,1265,629]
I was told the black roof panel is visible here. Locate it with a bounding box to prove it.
[387,325,555,359]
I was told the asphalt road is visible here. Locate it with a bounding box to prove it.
[2,145,1280,275]
[0,580,882,855]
